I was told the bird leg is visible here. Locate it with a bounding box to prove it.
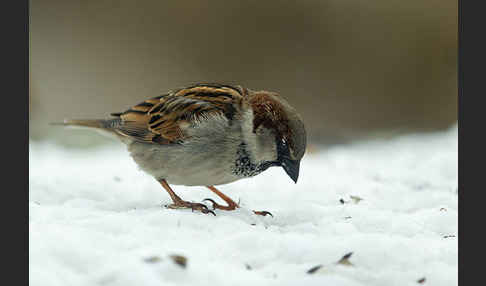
[159,179,215,215]
[203,186,273,217]
[203,186,240,210]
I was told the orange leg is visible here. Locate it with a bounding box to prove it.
[203,186,273,217]
[159,179,215,216]
[204,186,239,210]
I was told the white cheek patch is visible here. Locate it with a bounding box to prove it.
[240,108,280,164]
[240,109,255,135]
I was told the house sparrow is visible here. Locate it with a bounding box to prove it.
[57,83,306,216]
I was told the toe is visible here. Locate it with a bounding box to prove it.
[203,198,218,210]
[201,209,216,216]
[253,210,273,217]
[189,202,209,212]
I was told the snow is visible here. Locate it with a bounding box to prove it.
[29,125,458,286]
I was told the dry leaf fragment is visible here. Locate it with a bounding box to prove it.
[417,277,426,284]
[350,195,363,204]
[170,255,187,268]
[144,256,161,263]
[337,252,353,266]
[307,265,323,274]
[307,252,354,274]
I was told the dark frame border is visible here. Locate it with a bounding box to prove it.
[3,0,29,285]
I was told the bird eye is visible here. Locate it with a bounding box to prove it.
[277,138,290,158]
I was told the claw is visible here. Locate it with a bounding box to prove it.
[253,210,273,217]
[203,198,218,210]
[189,203,215,216]
[203,209,216,216]
[190,203,208,211]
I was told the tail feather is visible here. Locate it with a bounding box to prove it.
[50,118,122,130]
[50,118,125,140]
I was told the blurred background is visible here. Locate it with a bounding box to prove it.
[29,0,457,148]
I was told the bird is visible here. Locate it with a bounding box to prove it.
[55,83,307,216]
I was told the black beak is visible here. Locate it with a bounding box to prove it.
[281,158,300,183]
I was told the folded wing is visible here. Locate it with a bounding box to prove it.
[110,84,246,144]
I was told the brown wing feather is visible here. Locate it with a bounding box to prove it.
[109,84,246,144]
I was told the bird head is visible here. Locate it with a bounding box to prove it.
[243,89,307,183]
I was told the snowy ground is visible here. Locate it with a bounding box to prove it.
[29,125,458,286]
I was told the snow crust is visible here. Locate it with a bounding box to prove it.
[29,125,458,286]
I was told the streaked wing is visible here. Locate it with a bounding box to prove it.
[110,84,247,144]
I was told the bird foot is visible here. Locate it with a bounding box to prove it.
[253,210,273,217]
[164,201,216,216]
[202,198,239,211]
[202,198,273,217]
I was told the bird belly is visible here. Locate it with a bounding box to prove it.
[126,140,241,186]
